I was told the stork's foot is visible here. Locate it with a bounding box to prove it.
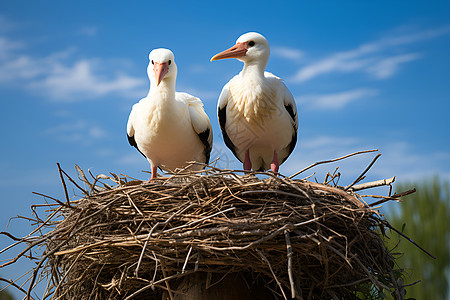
[270,151,279,173]
[243,150,252,171]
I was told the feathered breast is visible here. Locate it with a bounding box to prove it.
[228,77,282,125]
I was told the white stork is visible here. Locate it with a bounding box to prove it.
[211,32,298,172]
[127,48,213,179]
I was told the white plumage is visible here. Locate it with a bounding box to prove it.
[127,48,213,179]
[211,32,298,172]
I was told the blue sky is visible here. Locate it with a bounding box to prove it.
[1,1,449,298]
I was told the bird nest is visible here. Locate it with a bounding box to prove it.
[1,151,420,300]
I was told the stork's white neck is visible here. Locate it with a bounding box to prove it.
[148,79,176,101]
[241,60,267,79]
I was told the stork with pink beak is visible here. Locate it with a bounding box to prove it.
[127,48,213,179]
[211,32,298,173]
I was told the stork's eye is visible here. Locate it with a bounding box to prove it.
[248,41,255,47]
[168,60,172,65]
[151,60,154,65]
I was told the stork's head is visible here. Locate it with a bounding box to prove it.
[210,32,270,66]
[148,48,177,86]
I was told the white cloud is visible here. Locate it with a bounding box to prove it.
[45,120,107,145]
[381,26,450,47]
[291,26,450,82]
[300,136,360,150]
[78,26,98,37]
[272,46,304,61]
[0,36,24,59]
[298,88,378,110]
[372,142,450,182]
[291,52,376,82]
[0,55,49,81]
[367,53,422,79]
[0,36,147,101]
[31,59,146,101]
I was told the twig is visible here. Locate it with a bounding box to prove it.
[182,246,193,274]
[204,223,295,251]
[123,271,195,300]
[294,216,322,227]
[56,163,73,208]
[51,249,87,298]
[32,192,73,211]
[350,176,395,191]
[126,193,144,216]
[59,166,88,195]
[159,258,174,300]
[257,249,288,300]
[389,265,402,300]
[401,279,421,287]
[288,149,378,179]
[369,188,416,207]
[26,209,85,299]
[135,203,195,277]
[241,189,309,199]
[305,181,364,208]
[162,207,236,234]
[344,153,382,191]
[75,165,96,194]
[0,278,36,300]
[0,206,63,261]
[151,251,159,282]
[384,221,436,259]
[285,230,301,299]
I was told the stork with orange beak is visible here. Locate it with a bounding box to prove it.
[127,48,213,179]
[211,32,298,172]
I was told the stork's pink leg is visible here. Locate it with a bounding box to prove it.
[270,151,279,173]
[150,164,158,180]
[243,150,252,171]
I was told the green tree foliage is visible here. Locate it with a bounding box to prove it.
[386,177,450,299]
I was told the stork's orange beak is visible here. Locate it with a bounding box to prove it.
[154,62,169,86]
[210,42,248,61]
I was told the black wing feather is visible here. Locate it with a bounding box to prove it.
[218,105,241,162]
[285,104,296,122]
[197,128,212,164]
[127,134,146,158]
[281,104,298,164]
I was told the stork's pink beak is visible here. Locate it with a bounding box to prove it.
[210,42,248,61]
[154,62,169,86]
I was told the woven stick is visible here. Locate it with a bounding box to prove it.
[288,149,378,179]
